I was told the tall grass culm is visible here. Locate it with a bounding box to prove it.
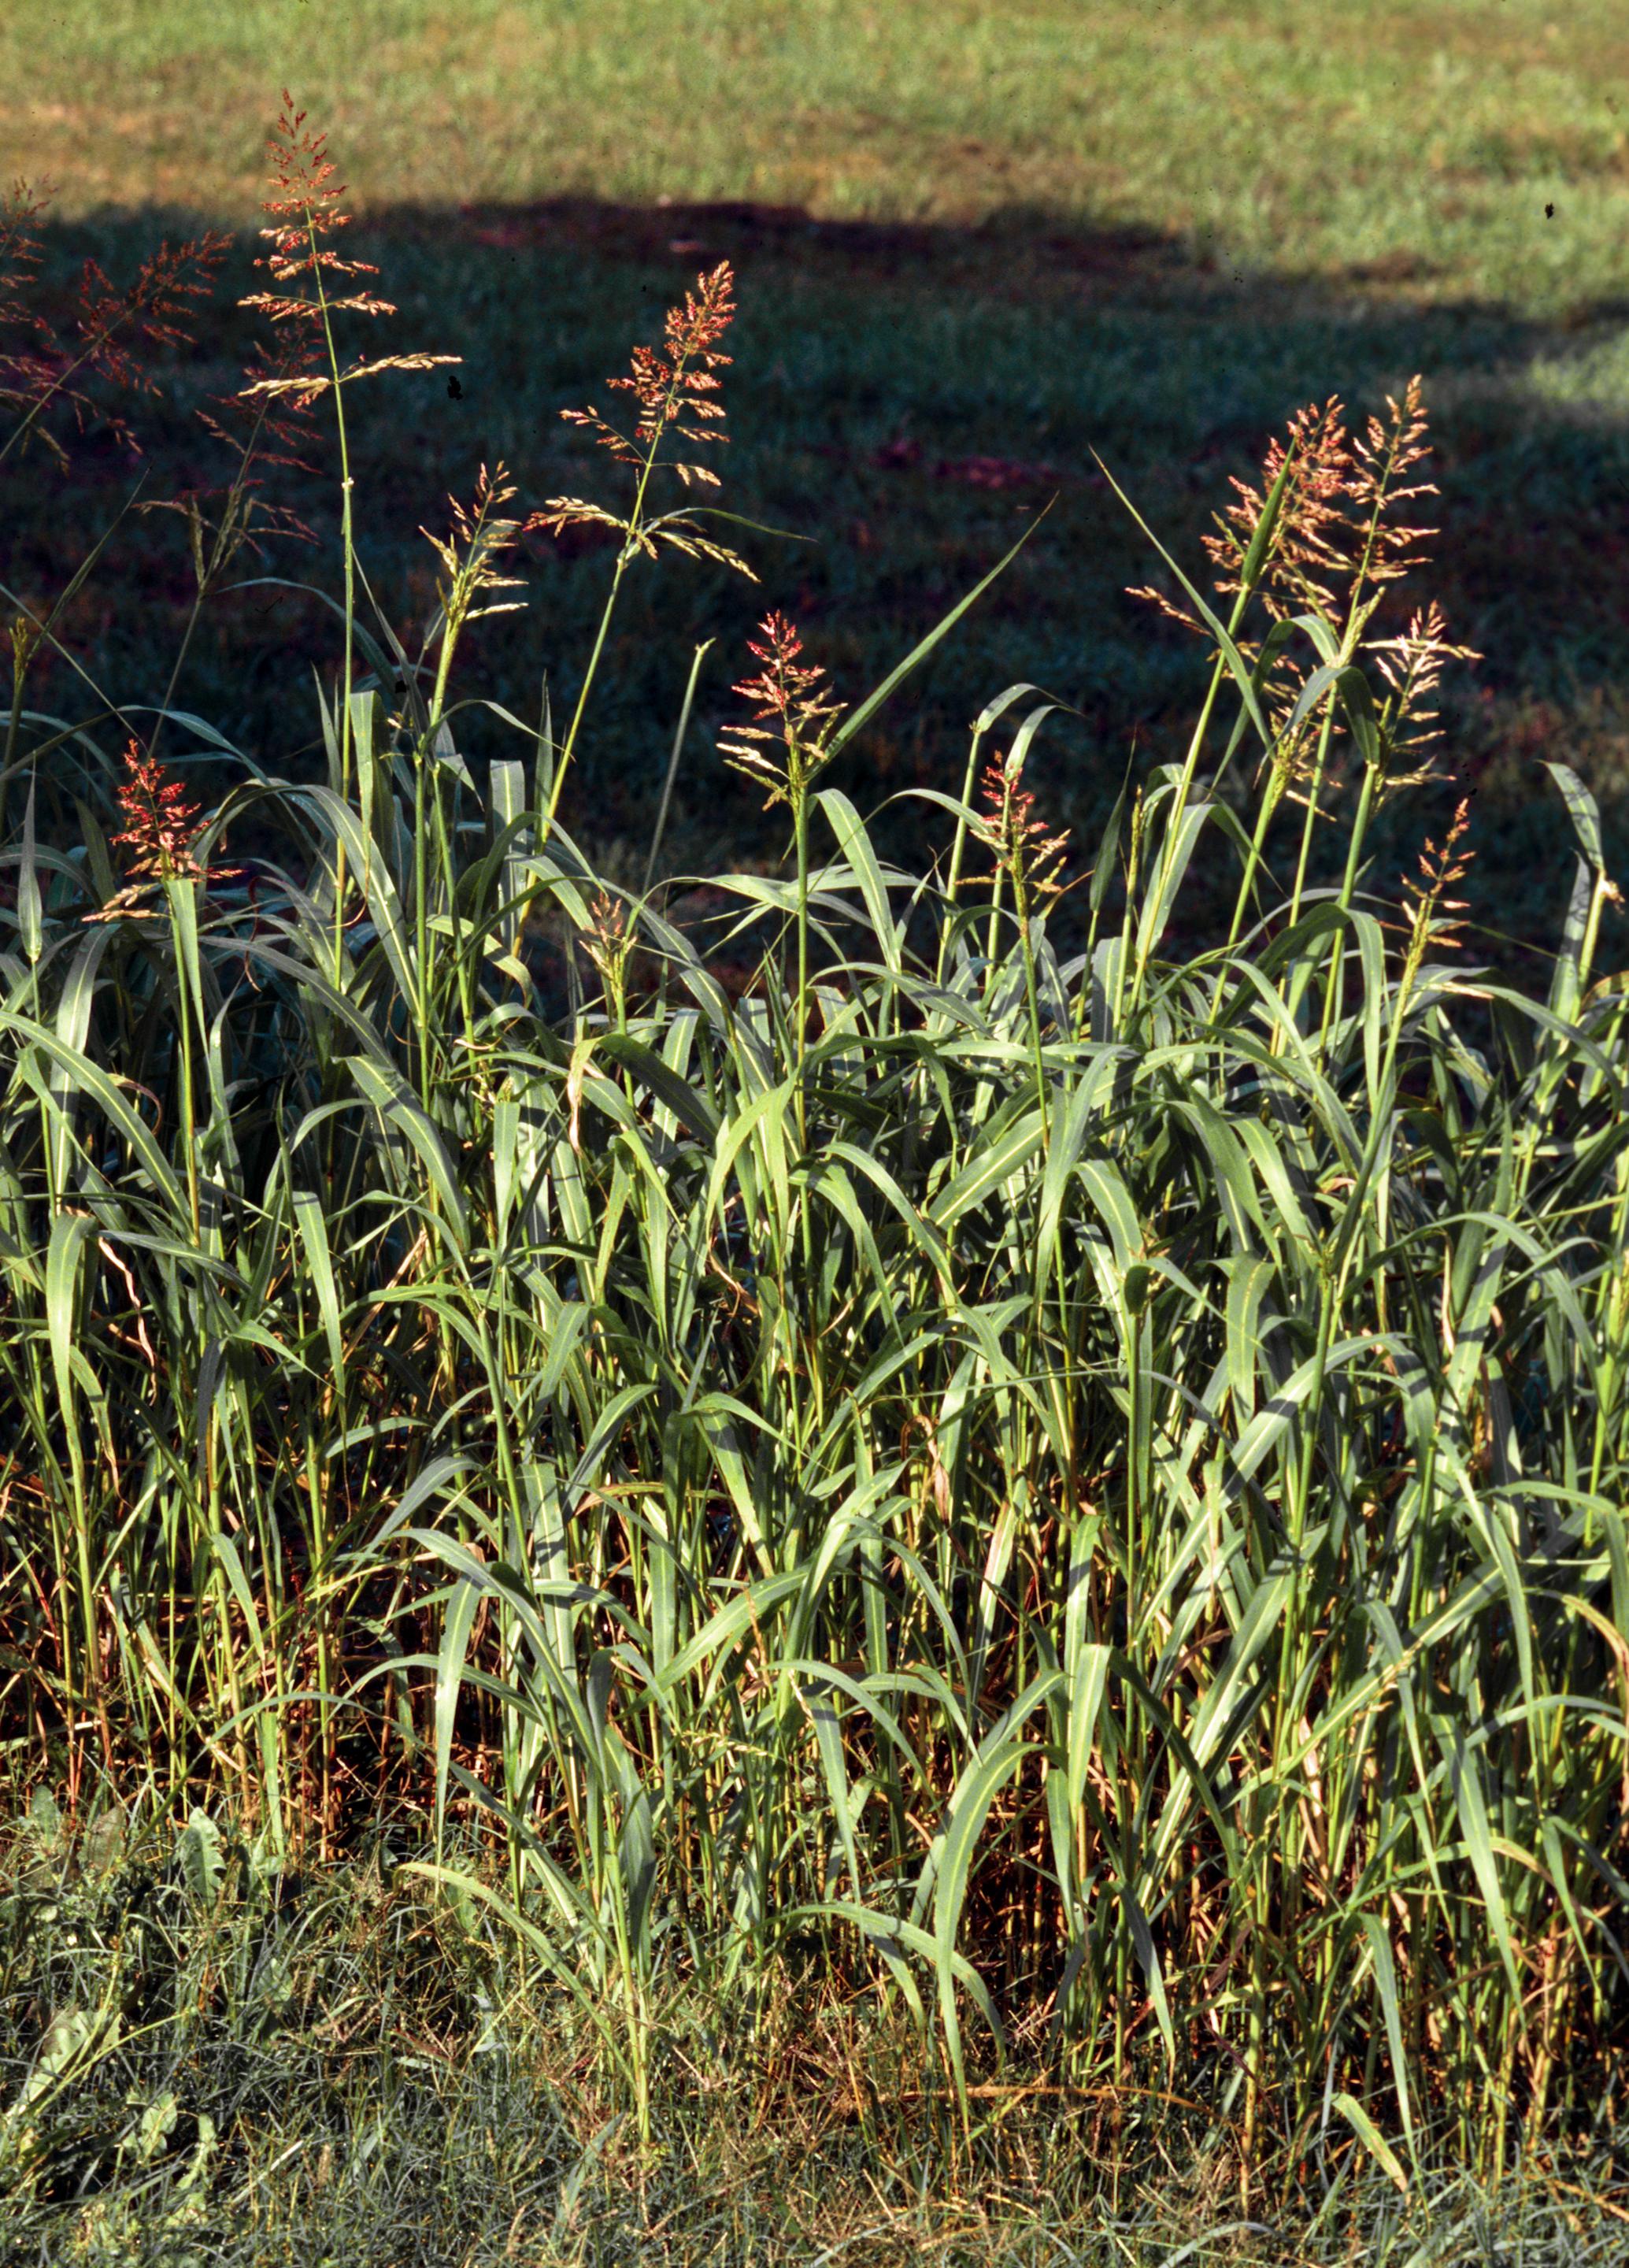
[2,103,1627,2196]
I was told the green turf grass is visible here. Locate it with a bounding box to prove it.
[9,0,1629,316]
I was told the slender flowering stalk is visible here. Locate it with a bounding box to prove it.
[975,752,1070,914]
[1214,404,1355,923]
[1369,600,1480,782]
[720,611,844,1136]
[239,96,457,974]
[0,179,46,331]
[536,261,754,825]
[1131,381,1475,980]
[138,332,323,774]
[1279,385,1440,943]
[718,610,844,811]
[1201,396,1356,624]
[1117,428,1304,1009]
[0,179,54,454]
[420,461,528,731]
[975,750,1069,1130]
[91,741,211,1240]
[972,745,1080,1467]
[0,180,227,467]
[1345,378,1438,602]
[239,96,456,402]
[0,183,228,838]
[410,465,528,1089]
[1396,797,1474,1007]
[4,613,43,839]
[592,262,736,482]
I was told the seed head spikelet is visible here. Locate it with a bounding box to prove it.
[0,180,49,346]
[608,260,736,481]
[583,889,635,1023]
[73,234,228,399]
[109,741,202,884]
[719,612,844,808]
[535,262,753,826]
[535,261,753,576]
[0,177,225,463]
[1398,796,1475,989]
[184,332,322,552]
[422,463,527,627]
[239,95,457,407]
[1369,601,1481,785]
[1347,376,1436,592]
[563,260,735,472]
[1131,381,1440,646]
[0,182,63,451]
[976,753,1070,907]
[1204,397,1355,621]
[244,97,384,322]
[1130,380,1474,825]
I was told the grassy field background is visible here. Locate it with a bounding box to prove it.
[6,0,1629,951]
[13,0,1629,289]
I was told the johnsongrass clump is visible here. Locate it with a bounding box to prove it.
[2,101,1628,2222]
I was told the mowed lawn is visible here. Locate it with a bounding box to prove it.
[12,0,1629,287]
[6,0,1629,947]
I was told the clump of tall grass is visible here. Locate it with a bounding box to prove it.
[2,102,1627,2198]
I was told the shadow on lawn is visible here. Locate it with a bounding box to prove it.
[10,193,1629,964]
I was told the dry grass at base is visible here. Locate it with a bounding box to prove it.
[3,1824,1626,2268]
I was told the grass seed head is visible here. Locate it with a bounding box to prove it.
[583,889,635,1021]
[72,232,228,399]
[561,258,736,476]
[0,176,224,461]
[422,462,526,628]
[9,613,43,702]
[249,94,380,311]
[1369,599,1482,789]
[239,96,457,409]
[1137,380,1441,643]
[1348,375,1437,590]
[0,178,50,341]
[535,259,753,580]
[1399,795,1475,979]
[719,611,844,807]
[1207,395,1354,620]
[976,754,1070,907]
[109,739,202,884]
